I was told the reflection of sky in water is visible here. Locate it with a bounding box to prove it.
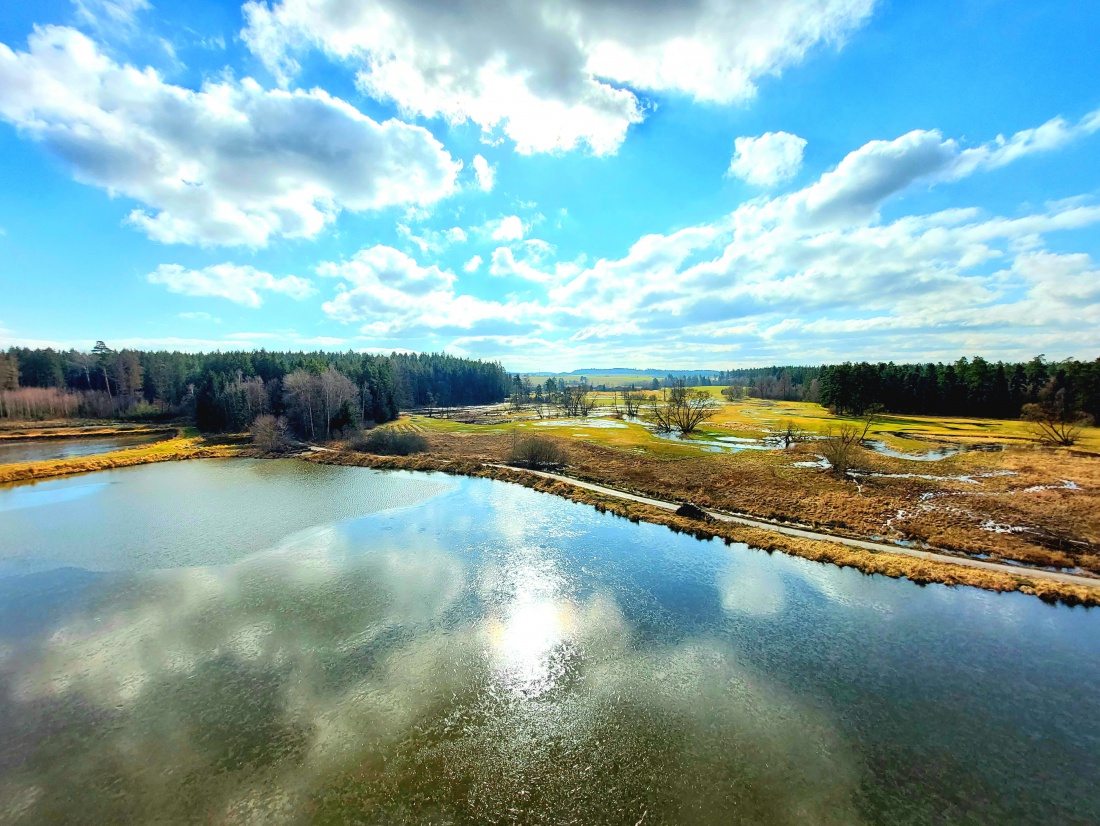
[0,460,1098,823]
[0,459,457,570]
[0,482,106,513]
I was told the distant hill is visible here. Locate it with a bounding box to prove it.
[526,368,717,377]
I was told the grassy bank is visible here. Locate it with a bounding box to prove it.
[304,449,1100,607]
[0,428,243,484]
[3,402,1096,606]
[402,401,1100,576]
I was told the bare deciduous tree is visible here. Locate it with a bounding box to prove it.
[821,424,861,477]
[1022,386,1094,446]
[285,369,360,441]
[559,385,595,417]
[652,381,716,435]
[0,387,80,420]
[670,390,715,434]
[622,390,643,418]
[284,370,320,440]
[240,376,268,422]
[859,403,885,443]
[530,386,549,419]
[319,365,358,440]
[250,414,291,452]
[509,436,568,468]
[774,419,807,448]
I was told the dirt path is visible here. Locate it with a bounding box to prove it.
[507,466,1100,589]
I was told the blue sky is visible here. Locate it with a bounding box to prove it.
[1,0,1098,370]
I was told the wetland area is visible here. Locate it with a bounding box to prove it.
[1,458,1098,824]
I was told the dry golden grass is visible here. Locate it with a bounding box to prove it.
[0,428,243,484]
[370,413,1100,577]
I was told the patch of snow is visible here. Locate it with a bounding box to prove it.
[534,419,627,429]
[1021,480,1082,493]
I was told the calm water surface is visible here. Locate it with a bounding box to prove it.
[0,433,167,465]
[0,459,1097,824]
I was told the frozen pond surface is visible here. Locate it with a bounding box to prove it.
[863,439,964,461]
[863,439,1007,461]
[0,459,1098,824]
[649,429,774,452]
[0,432,168,465]
[534,418,627,429]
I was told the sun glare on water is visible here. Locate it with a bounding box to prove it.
[486,585,579,698]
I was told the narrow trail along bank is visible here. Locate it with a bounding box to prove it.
[306,449,1100,605]
[504,466,1100,590]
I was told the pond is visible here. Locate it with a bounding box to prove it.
[0,459,1097,824]
[0,432,168,465]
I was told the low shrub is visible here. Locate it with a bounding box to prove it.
[509,436,568,469]
[821,424,861,477]
[349,428,428,456]
[250,414,291,452]
[675,502,709,521]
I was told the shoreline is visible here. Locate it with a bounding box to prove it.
[0,429,242,485]
[3,435,1098,606]
[301,450,1100,607]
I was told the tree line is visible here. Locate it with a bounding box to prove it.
[817,356,1100,420]
[0,345,509,434]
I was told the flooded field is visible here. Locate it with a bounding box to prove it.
[0,459,1097,824]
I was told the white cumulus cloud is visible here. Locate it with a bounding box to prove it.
[490,215,525,242]
[727,131,807,186]
[241,0,876,155]
[325,109,1100,367]
[472,154,496,192]
[463,255,483,273]
[0,26,460,247]
[489,246,578,284]
[148,263,315,307]
[319,245,536,337]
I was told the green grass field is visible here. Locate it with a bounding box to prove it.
[397,393,1100,457]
